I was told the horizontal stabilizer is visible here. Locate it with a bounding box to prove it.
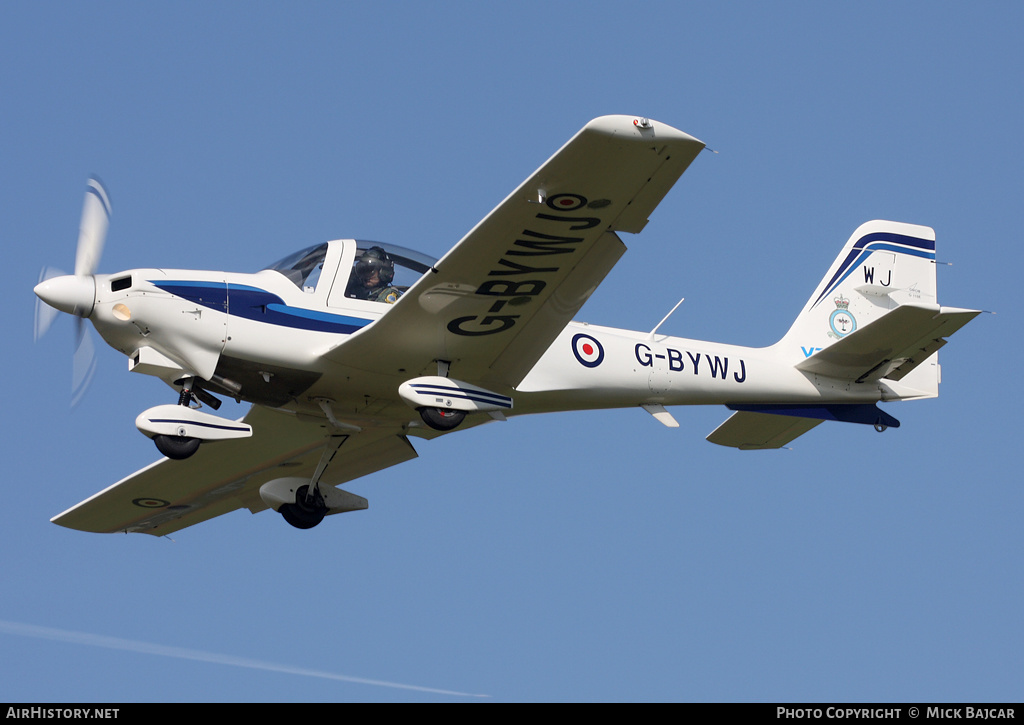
[727,403,900,428]
[796,304,981,382]
[707,411,824,450]
[707,404,899,450]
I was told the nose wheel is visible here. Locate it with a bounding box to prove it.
[150,377,207,460]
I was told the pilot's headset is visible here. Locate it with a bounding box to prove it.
[355,246,395,285]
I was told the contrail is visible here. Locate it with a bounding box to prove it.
[0,619,489,699]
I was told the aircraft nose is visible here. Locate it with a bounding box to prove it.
[34,275,96,317]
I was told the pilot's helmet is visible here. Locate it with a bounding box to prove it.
[354,246,395,286]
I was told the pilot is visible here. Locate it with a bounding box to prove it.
[347,246,402,303]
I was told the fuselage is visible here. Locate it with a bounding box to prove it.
[75,238,881,430]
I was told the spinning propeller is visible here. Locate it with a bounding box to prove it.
[34,176,112,406]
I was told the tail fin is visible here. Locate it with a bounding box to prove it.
[776,220,979,400]
[778,220,938,360]
[709,221,979,449]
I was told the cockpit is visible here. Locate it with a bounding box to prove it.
[263,240,437,304]
[264,243,329,291]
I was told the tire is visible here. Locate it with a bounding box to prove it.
[418,407,466,431]
[153,434,201,460]
[279,485,326,529]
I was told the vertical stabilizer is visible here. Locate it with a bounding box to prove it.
[777,220,938,364]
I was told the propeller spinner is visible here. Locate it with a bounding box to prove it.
[34,176,111,405]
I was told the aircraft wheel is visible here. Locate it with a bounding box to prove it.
[279,485,326,530]
[153,434,201,460]
[418,407,466,431]
[874,422,888,433]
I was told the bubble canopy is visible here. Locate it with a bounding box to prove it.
[264,241,437,299]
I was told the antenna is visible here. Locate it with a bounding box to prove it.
[647,297,685,340]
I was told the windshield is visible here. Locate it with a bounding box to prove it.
[264,243,329,291]
[343,241,436,304]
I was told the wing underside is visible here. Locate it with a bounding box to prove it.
[51,406,416,535]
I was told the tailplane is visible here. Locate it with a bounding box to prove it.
[710,221,979,450]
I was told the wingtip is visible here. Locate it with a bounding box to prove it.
[584,115,704,147]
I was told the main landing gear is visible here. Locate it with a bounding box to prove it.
[398,372,512,432]
[418,406,466,431]
[259,470,369,532]
[278,485,327,530]
[153,432,202,460]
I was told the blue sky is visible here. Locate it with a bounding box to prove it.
[2,2,1019,702]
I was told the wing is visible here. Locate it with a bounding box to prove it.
[51,405,417,536]
[327,116,705,387]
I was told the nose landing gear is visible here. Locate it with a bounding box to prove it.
[135,377,253,460]
[152,379,203,459]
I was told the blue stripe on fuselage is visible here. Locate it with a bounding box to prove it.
[150,281,372,334]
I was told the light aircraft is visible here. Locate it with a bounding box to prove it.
[34,116,980,535]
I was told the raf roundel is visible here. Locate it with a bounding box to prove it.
[572,333,604,368]
[132,498,170,509]
[546,193,587,212]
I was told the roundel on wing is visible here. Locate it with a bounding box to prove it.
[571,333,604,368]
[133,497,170,509]
[546,193,587,212]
